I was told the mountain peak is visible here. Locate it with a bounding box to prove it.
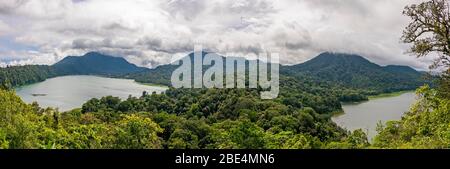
[298,52,379,70]
[282,52,426,91]
[315,52,370,62]
[84,51,103,56]
[81,52,121,60]
[52,52,147,76]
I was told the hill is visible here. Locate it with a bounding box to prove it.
[0,65,57,89]
[281,52,427,93]
[123,51,212,86]
[52,52,147,76]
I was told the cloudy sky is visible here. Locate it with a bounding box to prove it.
[0,0,434,69]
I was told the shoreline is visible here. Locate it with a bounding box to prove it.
[334,90,415,117]
[368,90,414,100]
[136,82,169,88]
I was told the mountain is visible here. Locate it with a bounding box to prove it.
[383,65,422,77]
[281,52,427,92]
[123,51,217,85]
[127,51,428,93]
[52,52,147,76]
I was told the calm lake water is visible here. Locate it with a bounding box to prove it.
[332,92,416,141]
[15,75,167,111]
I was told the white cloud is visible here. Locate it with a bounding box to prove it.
[0,0,433,69]
[0,19,12,36]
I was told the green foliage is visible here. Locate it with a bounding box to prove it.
[369,0,450,149]
[114,114,163,149]
[373,85,450,148]
[0,52,148,89]
[0,88,39,148]
[264,131,319,149]
[0,65,57,88]
[437,70,450,99]
[168,129,200,149]
[281,52,428,94]
[213,119,266,149]
[0,85,359,149]
[401,0,450,68]
[0,77,11,90]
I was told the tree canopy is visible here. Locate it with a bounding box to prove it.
[402,0,450,68]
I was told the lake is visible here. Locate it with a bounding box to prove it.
[15,75,168,111]
[332,92,417,141]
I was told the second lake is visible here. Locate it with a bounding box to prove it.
[332,92,417,140]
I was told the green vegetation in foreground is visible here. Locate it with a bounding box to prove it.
[2,82,449,149]
[0,87,372,149]
[372,85,450,148]
[368,90,414,100]
[372,0,450,148]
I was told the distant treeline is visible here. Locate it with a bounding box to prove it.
[0,65,57,89]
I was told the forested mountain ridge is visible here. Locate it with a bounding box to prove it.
[0,52,148,88]
[281,52,428,93]
[383,65,423,77]
[127,52,429,95]
[0,65,58,88]
[123,51,213,86]
[52,52,148,76]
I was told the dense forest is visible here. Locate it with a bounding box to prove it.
[0,84,371,149]
[370,0,450,148]
[282,52,429,93]
[0,65,57,89]
[373,85,450,148]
